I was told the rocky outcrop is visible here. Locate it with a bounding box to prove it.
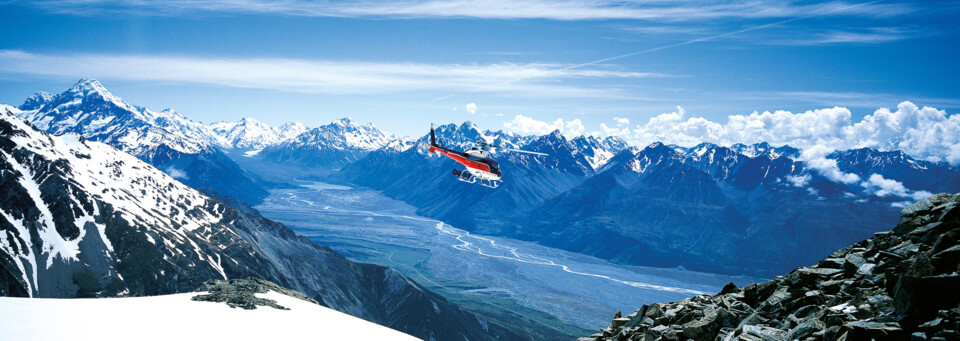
[192,278,317,310]
[582,193,960,341]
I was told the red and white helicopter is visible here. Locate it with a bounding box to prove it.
[428,124,547,188]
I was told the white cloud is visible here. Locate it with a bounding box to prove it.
[599,102,960,165]
[890,201,913,208]
[465,103,478,115]
[784,174,811,187]
[771,27,911,45]
[0,49,662,99]
[861,174,933,201]
[165,166,189,180]
[495,113,504,117]
[31,0,913,21]
[565,119,585,136]
[503,114,583,137]
[598,122,630,138]
[613,117,630,126]
[800,145,860,184]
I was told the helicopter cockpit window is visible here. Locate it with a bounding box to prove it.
[489,160,500,173]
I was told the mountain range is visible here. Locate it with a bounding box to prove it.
[8,79,400,203]
[336,122,960,277]
[0,108,526,340]
[9,80,960,278]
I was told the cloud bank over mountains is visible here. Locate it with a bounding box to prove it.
[502,101,953,207]
[582,101,960,165]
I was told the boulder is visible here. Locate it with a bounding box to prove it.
[742,281,777,306]
[610,317,630,328]
[719,282,740,295]
[742,325,786,341]
[819,257,846,269]
[844,254,867,275]
[785,317,825,340]
[931,245,960,273]
[893,274,960,327]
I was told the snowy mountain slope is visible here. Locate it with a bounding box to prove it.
[0,290,418,341]
[13,79,267,203]
[0,110,525,341]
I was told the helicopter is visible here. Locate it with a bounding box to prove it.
[428,124,547,188]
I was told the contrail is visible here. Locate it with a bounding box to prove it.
[565,0,885,71]
[426,0,885,105]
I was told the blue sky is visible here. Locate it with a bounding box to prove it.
[1,0,958,140]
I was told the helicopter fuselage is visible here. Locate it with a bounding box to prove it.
[429,145,502,181]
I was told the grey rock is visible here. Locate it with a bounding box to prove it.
[819,257,846,269]
[844,254,867,275]
[843,321,906,339]
[785,317,825,340]
[742,325,786,341]
[191,277,313,310]
[611,317,630,328]
[931,245,960,272]
[720,282,739,295]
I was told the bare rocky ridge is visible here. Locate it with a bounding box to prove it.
[581,193,960,341]
[192,278,318,310]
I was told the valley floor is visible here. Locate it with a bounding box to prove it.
[255,181,763,334]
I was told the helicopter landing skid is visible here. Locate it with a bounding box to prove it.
[452,169,499,189]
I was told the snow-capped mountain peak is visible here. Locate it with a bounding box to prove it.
[208,116,290,150]
[66,79,139,114]
[277,121,308,139]
[570,135,627,170]
[730,142,800,159]
[257,117,394,169]
[18,92,54,111]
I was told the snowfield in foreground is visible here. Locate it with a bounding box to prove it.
[0,291,418,341]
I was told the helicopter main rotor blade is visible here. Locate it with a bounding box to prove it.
[499,148,548,156]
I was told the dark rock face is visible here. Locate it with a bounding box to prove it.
[581,193,960,341]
